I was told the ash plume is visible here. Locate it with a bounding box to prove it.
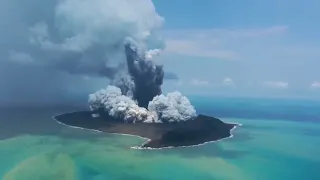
[124,41,164,108]
[90,40,197,123]
[81,0,197,123]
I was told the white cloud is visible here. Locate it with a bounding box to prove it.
[165,39,236,59]
[165,26,288,40]
[310,82,320,88]
[222,77,234,86]
[227,26,288,39]
[191,79,211,86]
[9,51,35,64]
[263,81,289,89]
[163,26,289,59]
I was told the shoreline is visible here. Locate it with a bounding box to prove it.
[52,111,242,150]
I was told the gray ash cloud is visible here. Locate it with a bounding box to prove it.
[90,40,197,123]
[124,42,163,108]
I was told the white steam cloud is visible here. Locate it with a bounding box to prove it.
[8,0,196,122]
[89,86,197,123]
[148,92,197,122]
[89,86,160,123]
[32,0,164,50]
[83,0,197,123]
[145,49,162,60]
[25,0,165,78]
[0,0,178,106]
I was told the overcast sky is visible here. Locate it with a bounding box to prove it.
[1,0,320,106]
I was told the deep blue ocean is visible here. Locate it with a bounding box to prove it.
[0,97,319,180]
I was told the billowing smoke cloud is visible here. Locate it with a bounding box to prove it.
[88,86,160,123]
[2,0,168,80]
[64,0,197,123]
[111,72,135,98]
[4,0,177,84]
[25,0,165,79]
[89,85,196,123]
[124,41,164,108]
[89,40,197,123]
[0,0,194,121]
[0,0,179,105]
[148,92,197,122]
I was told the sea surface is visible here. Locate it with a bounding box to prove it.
[0,97,320,180]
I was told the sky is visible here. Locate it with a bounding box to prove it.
[153,0,320,98]
[0,0,320,106]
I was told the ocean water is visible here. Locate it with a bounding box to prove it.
[0,97,320,180]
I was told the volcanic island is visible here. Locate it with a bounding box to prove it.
[54,111,238,149]
[53,42,240,149]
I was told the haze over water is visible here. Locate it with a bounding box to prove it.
[0,97,319,180]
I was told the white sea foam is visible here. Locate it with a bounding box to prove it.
[52,111,241,150]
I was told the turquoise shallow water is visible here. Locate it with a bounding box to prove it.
[0,98,320,180]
